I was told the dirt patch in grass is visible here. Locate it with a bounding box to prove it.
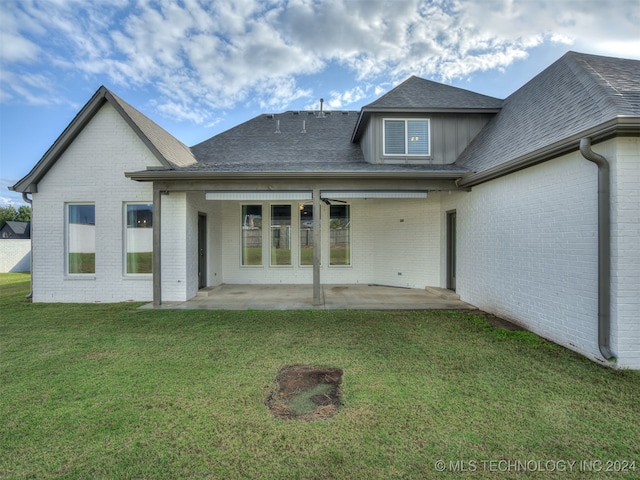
[471,309,525,331]
[266,365,343,421]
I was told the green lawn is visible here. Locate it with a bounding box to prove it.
[1,273,638,478]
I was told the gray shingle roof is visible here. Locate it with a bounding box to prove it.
[455,52,640,178]
[366,75,503,110]
[1,221,30,236]
[190,110,467,174]
[108,90,196,168]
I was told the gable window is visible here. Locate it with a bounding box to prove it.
[67,203,95,274]
[125,203,153,274]
[242,205,262,266]
[383,119,430,156]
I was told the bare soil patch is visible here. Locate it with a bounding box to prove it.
[266,365,343,421]
[471,309,525,331]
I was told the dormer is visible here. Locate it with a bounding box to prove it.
[352,76,502,165]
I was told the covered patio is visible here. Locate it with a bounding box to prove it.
[140,284,474,310]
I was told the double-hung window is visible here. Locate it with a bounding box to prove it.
[383,119,430,156]
[67,203,95,274]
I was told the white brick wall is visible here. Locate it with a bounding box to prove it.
[609,137,640,369]
[159,192,187,302]
[367,198,440,288]
[445,139,640,368]
[32,103,157,302]
[0,240,30,272]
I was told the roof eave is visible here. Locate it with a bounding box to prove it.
[125,169,468,182]
[458,117,640,188]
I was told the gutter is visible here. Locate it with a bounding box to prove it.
[579,138,615,362]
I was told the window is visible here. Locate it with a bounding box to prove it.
[126,203,153,274]
[330,205,350,266]
[242,205,262,265]
[67,204,95,274]
[299,204,318,265]
[383,119,430,156]
[271,205,291,266]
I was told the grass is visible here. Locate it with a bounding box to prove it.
[1,273,639,478]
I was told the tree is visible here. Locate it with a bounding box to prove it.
[0,205,31,228]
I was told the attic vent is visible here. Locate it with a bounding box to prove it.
[266,114,274,119]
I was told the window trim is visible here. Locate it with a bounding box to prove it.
[383,118,431,157]
[124,202,153,276]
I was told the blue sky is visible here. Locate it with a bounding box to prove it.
[1,0,639,206]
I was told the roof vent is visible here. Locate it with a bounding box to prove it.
[301,120,307,134]
[317,98,326,118]
[275,119,281,134]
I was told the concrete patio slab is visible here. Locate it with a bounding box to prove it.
[140,284,475,310]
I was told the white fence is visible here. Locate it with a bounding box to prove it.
[0,239,31,272]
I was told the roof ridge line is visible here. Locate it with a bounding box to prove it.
[564,52,624,116]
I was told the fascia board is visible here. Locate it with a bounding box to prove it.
[124,169,468,182]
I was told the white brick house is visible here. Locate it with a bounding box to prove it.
[11,52,640,368]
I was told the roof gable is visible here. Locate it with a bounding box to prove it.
[11,86,195,193]
[366,75,503,110]
[352,76,502,141]
[0,221,30,237]
[456,51,640,185]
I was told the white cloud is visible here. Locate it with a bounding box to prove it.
[1,0,638,120]
[324,85,372,110]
